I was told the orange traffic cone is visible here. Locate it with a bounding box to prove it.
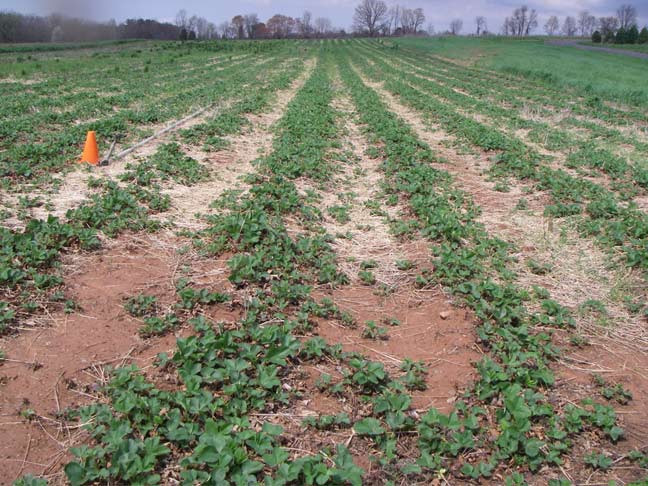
[79,131,99,165]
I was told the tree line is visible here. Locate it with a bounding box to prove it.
[185,10,340,40]
[213,2,429,40]
[0,12,186,43]
[351,0,428,37]
[0,9,342,43]
[499,3,646,44]
[0,2,645,44]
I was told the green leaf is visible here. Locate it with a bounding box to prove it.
[263,447,290,467]
[353,418,385,436]
[64,462,85,486]
[524,439,544,458]
[608,425,624,442]
[262,422,284,436]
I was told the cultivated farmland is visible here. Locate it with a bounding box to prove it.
[1,38,647,485]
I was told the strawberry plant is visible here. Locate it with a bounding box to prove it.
[358,270,376,285]
[584,452,614,470]
[11,40,647,486]
[337,47,627,481]
[124,294,158,317]
[593,374,633,405]
[303,413,352,430]
[362,320,389,340]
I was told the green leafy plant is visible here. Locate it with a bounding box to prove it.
[327,205,351,223]
[362,320,388,340]
[584,452,613,470]
[124,294,158,317]
[358,270,376,285]
[527,259,553,275]
[395,259,415,271]
[593,374,633,405]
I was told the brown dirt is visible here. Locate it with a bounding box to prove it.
[355,60,648,483]
[0,56,315,484]
[559,337,648,447]
[315,286,479,413]
[0,232,238,483]
[358,69,647,351]
[302,76,480,415]
[355,69,547,218]
[635,194,648,212]
[551,331,648,484]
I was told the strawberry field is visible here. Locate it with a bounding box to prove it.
[1,38,647,486]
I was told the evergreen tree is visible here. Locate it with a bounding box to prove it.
[591,30,602,43]
[640,26,648,44]
[627,24,639,43]
[615,26,626,43]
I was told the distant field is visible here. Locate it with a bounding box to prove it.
[0,38,142,54]
[579,41,648,54]
[1,38,647,486]
[397,36,648,106]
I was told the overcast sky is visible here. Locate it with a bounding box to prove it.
[3,0,647,33]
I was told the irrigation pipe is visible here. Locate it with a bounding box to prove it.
[111,103,217,161]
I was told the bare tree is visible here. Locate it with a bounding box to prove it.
[244,13,259,38]
[300,11,313,36]
[562,16,577,36]
[206,22,217,39]
[353,0,388,36]
[577,11,597,37]
[401,8,414,33]
[502,17,513,35]
[617,4,638,30]
[231,15,245,38]
[387,5,401,35]
[252,22,269,38]
[506,9,519,35]
[266,14,295,38]
[218,20,234,39]
[544,15,560,35]
[50,25,63,41]
[449,19,463,35]
[194,16,209,39]
[506,6,537,36]
[475,16,486,35]
[412,8,425,33]
[314,17,332,35]
[363,5,426,38]
[175,9,188,29]
[599,16,619,41]
[426,22,435,35]
[526,10,538,35]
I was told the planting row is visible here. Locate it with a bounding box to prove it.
[348,46,648,278]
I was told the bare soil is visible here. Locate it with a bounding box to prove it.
[0,232,238,483]
[306,79,480,414]
[354,68,648,482]
[316,286,479,413]
[360,71,647,349]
